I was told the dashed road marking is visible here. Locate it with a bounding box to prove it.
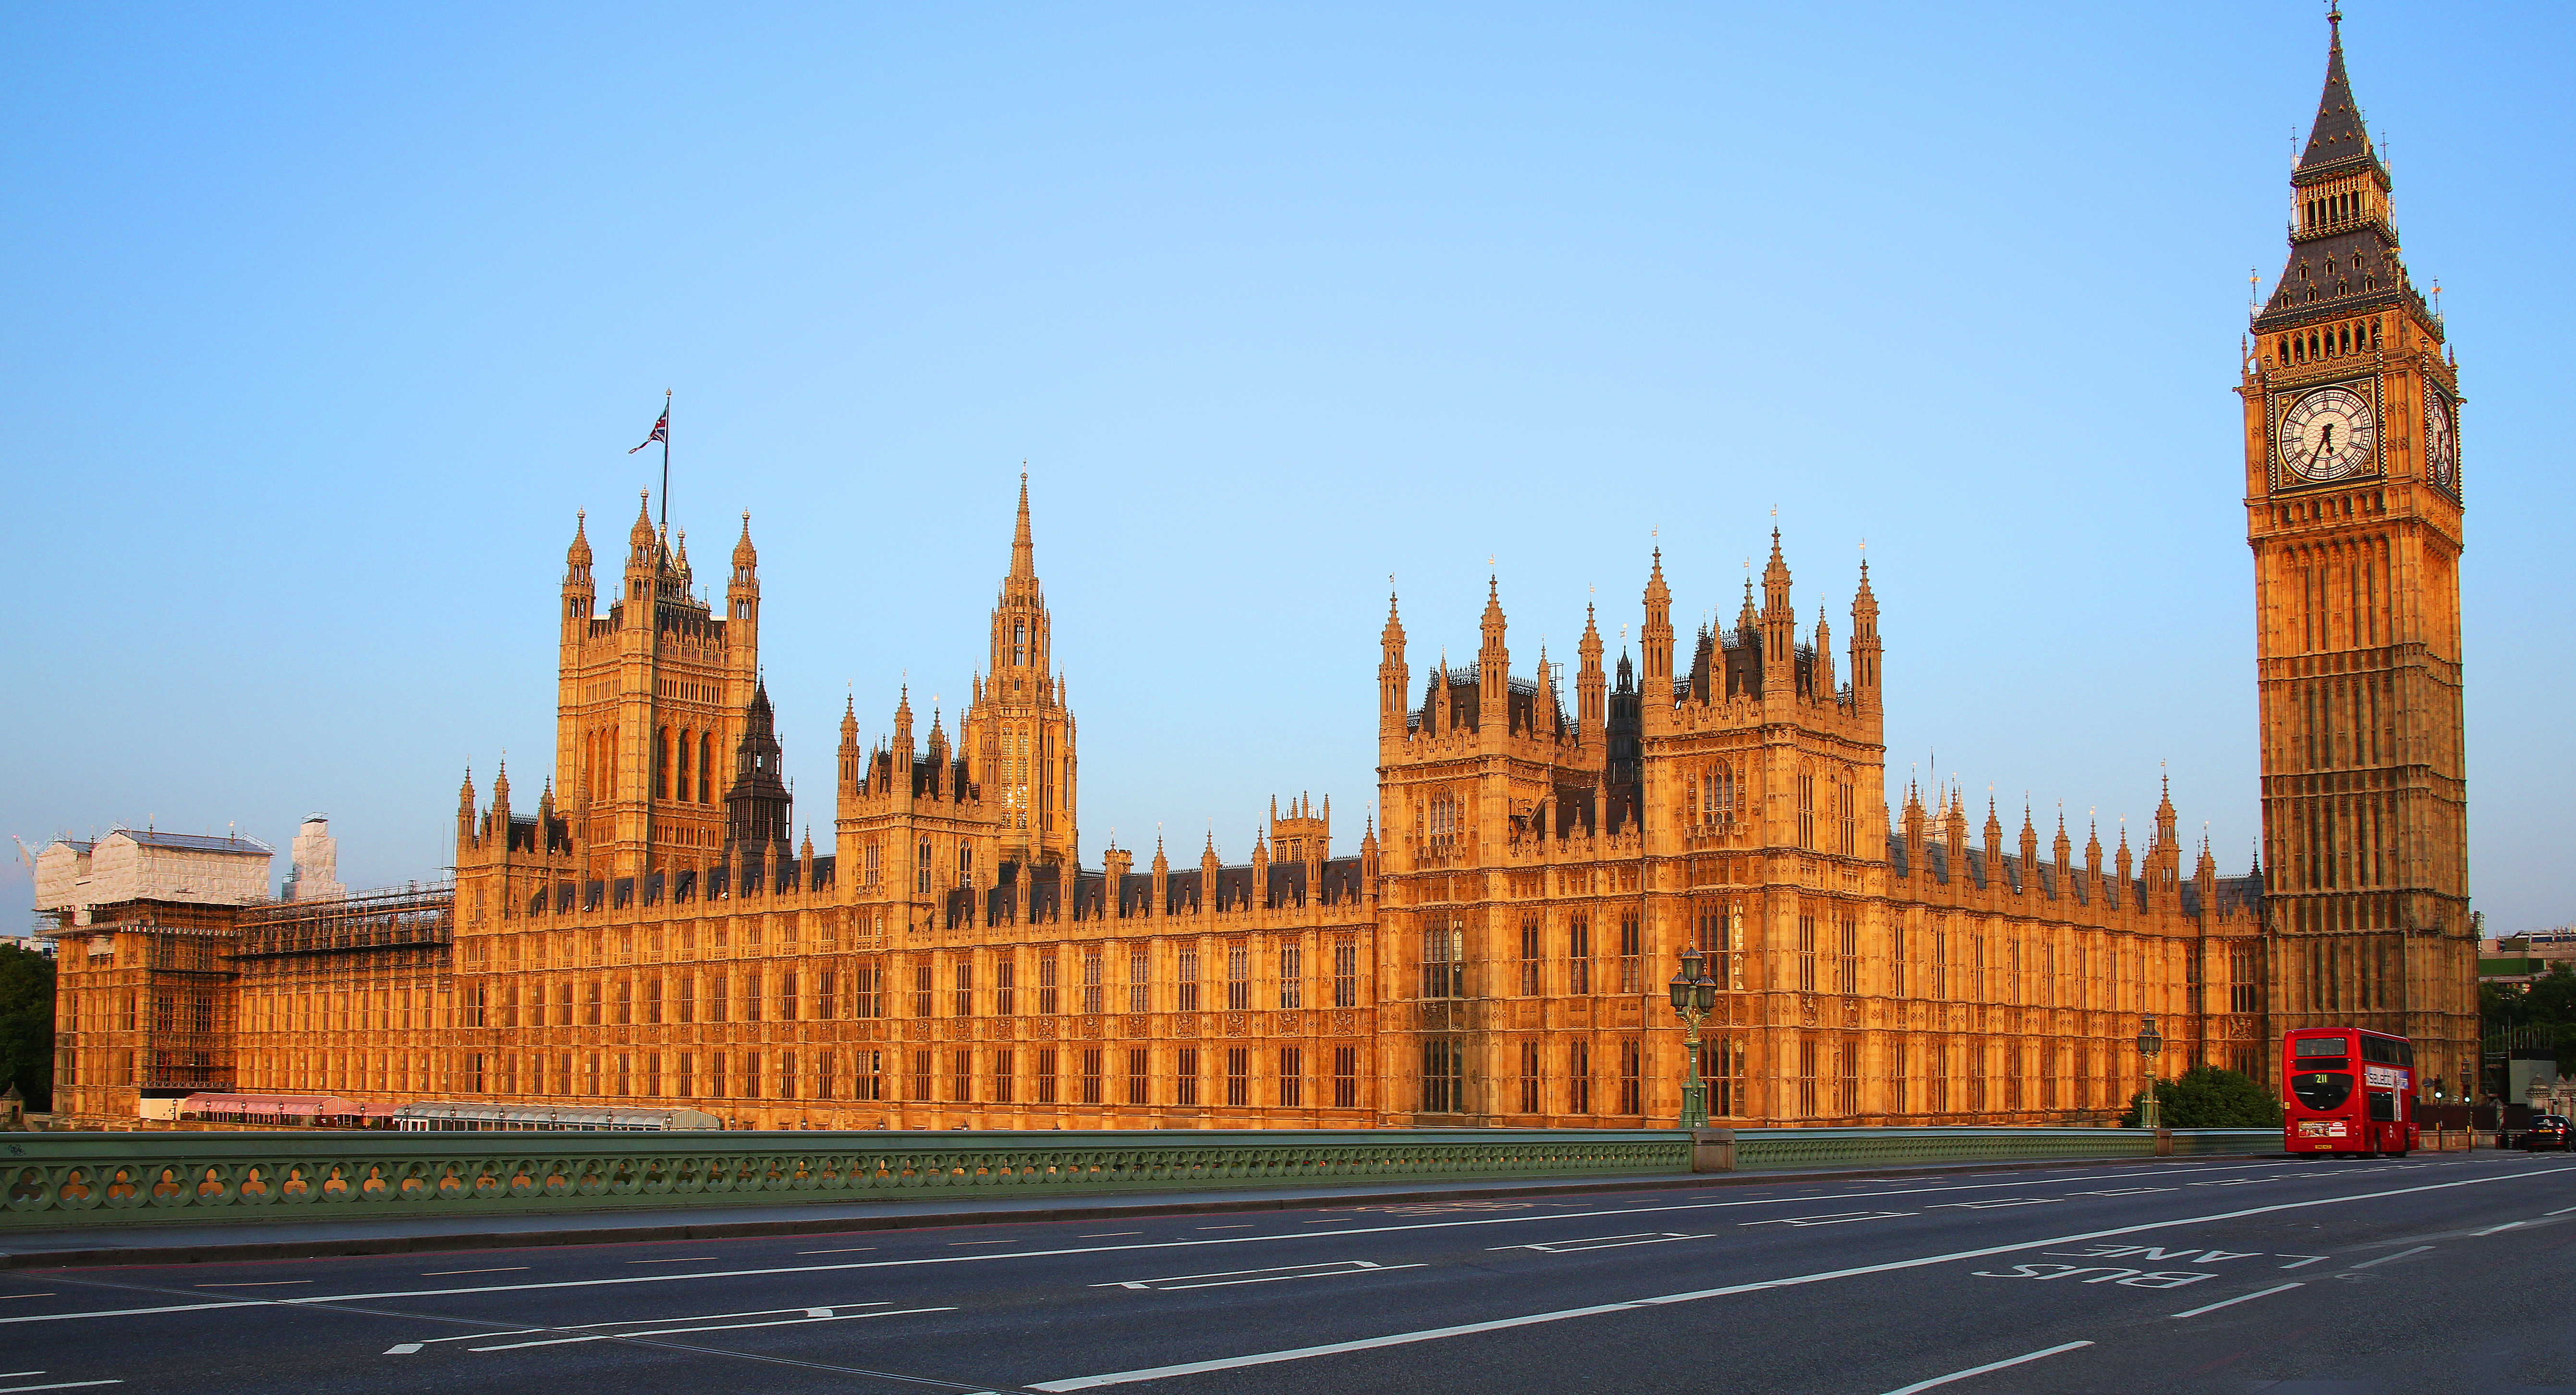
[2171,1282,2303,1317]
[1096,1260,1422,1292]
[1879,1341,2093,1395]
[1492,1232,1711,1252]
[1741,1212,1915,1228]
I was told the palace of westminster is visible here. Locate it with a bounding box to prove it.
[38,18,2477,1131]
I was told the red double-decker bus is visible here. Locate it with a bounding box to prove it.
[2284,1027,2418,1157]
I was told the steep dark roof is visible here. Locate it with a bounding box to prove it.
[2297,24,2380,180]
[2253,18,2427,335]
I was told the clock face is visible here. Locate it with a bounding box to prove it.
[2278,386,2377,482]
[2425,394,2458,489]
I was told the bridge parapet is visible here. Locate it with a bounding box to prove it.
[0,1126,2279,1230]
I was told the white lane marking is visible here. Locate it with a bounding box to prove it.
[0,1384,121,1393]
[0,1302,254,1324]
[2068,1187,2175,1196]
[382,1345,422,1355]
[189,1281,310,1288]
[1489,1232,1709,1252]
[1097,1261,1422,1292]
[1739,1212,1914,1228]
[2348,1245,2432,1269]
[2471,1221,2523,1236]
[1025,1168,2576,1391]
[13,1160,2547,1327]
[1878,1342,2095,1395]
[2546,1206,2576,1217]
[2275,1254,2331,1268]
[469,1306,955,1351]
[1304,1219,1354,1224]
[1932,1199,2057,1209]
[2170,1282,2304,1317]
[413,1303,895,1345]
[419,1268,526,1277]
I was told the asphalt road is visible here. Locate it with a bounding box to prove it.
[3,1150,2571,1395]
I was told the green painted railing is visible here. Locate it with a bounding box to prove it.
[1728,1126,2276,1171]
[0,1129,1684,1228]
[0,1126,2279,1230]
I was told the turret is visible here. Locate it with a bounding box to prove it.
[1811,608,1835,698]
[562,511,595,634]
[726,512,760,636]
[1640,551,1674,702]
[623,493,656,606]
[1576,602,1605,737]
[1849,559,1881,710]
[1900,781,1927,870]
[1761,530,1795,690]
[457,768,478,853]
[838,695,861,794]
[1478,575,1509,715]
[2019,805,2040,879]
[1379,591,1409,737]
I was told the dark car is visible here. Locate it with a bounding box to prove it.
[2521,1115,2572,1151]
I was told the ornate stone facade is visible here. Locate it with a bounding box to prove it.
[43,17,2475,1131]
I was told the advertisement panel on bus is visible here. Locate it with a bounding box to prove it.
[2284,1028,2418,1157]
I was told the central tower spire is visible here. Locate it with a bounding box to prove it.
[1009,470,1036,583]
[967,472,1078,868]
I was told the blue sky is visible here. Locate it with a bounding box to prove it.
[4,3,2568,934]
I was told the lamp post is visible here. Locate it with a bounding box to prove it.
[1668,945,1719,1128]
[2136,1014,2165,1130]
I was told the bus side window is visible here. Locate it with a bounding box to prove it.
[2367,1093,2397,1122]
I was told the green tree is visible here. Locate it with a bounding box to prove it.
[0,942,55,1113]
[2121,1064,2283,1128]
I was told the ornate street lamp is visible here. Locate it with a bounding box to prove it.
[2136,1014,2165,1129]
[1669,945,1720,1127]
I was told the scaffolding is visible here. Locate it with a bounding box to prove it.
[230,882,458,1103]
[233,882,455,961]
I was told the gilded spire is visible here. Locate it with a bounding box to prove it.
[1010,471,1035,581]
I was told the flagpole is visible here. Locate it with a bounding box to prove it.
[646,389,670,885]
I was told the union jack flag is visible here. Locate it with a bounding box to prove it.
[629,409,668,454]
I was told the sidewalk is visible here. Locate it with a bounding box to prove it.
[0,1148,2277,1270]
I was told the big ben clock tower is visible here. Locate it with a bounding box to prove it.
[2243,8,2474,1098]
